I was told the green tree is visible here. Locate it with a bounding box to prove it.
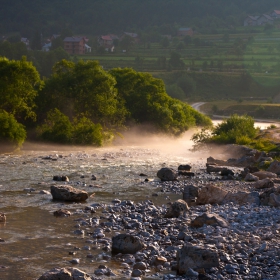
[110,68,211,135]
[183,35,192,45]
[169,52,185,69]
[51,36,63,50]
[0,56,42,121]
[160,37,170,48]
[120,35,134,51]
[38,108,73,143]
[0,110,26,147]
[39,59,127,127]
[72,115,105,146]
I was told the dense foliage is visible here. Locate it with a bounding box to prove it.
[0,56,42,121]
[0,56,210,147]
[192,114,257,146]
[110,68,211,135]
[1,0,279,37]
[37,109,107,146]
[0,110,26,146]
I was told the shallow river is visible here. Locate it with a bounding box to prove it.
[0,122,277,279]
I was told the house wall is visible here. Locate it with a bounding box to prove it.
[244,18,257,26]
[64,40,85,55]
[257,16,273,25]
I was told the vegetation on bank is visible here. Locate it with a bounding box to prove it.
[0,57,211,148]
[191,114,280,153]
[200,100,280,120]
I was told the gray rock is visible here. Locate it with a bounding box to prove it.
[112,234,144,254]
[190,213,228,228]
[183,185,199,201]
[268,193,280,207]
[164,199,189,218]
[157,168,178,181]
[223,191,260,206]
[267,160,280,175]
[50,185,89,202]
[244,173,259,182]
[252,171,277,180]
[178,164,192,171]
[177,245,219,275]
[197,185,227,205]
[252,178,274,189]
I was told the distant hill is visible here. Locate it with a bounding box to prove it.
[1,0,280,38]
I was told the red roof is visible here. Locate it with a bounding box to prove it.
[101,35,113,41]
[274,10,280,14]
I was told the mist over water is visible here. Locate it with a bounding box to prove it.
[0,120,277,279]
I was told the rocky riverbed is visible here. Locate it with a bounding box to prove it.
[1,142,280,279]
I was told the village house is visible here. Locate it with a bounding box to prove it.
[271,10,280,18]
[244,16,259,26]
[21,37,29,46]
[63,37,87,54]
[177,28,193,37]
[257,14,274,25]
[244,14,274,26]
[122,32,139,43]
[98,34,119,52]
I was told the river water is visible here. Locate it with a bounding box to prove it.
[0,122,277,280]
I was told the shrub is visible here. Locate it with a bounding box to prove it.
[0,110,26,146]
[37,108,73,143]
[212,114,256,144]
[72,115,104,146]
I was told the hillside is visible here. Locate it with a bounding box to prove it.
[1,0,280,37]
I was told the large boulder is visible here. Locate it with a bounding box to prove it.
[244,173,259,182]
[252,171,277,180]
[183,185,199,201]
[177,245,219,275]
[164,199,189,218]
[267,160,280,175]
[223,191,260,205]
[157,168,178,181]
[112,234,144,254]
[252,178,274,189]
[268,193,280,207]
[190,213,228,228]
[37,267,92,280]
[51,185,89,202]
[196,185,228,205]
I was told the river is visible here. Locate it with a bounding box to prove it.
[0,121,278,279]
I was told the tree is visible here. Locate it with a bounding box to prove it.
[183,35,192,45]
[120,35,134,51]
[30,30,42,51]
[169,52,185,69]
[39,59,127,127]
[0,56,42,121]
[51,36,63,50]
[160,37,170,48]
[110,68,211,135]
[0,110,26,147]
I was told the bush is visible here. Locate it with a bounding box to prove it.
[37,109,111,146]
[212,114,256,144]
[0,110,26,147]
[38,108,73,143]
[72,115,105,146]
